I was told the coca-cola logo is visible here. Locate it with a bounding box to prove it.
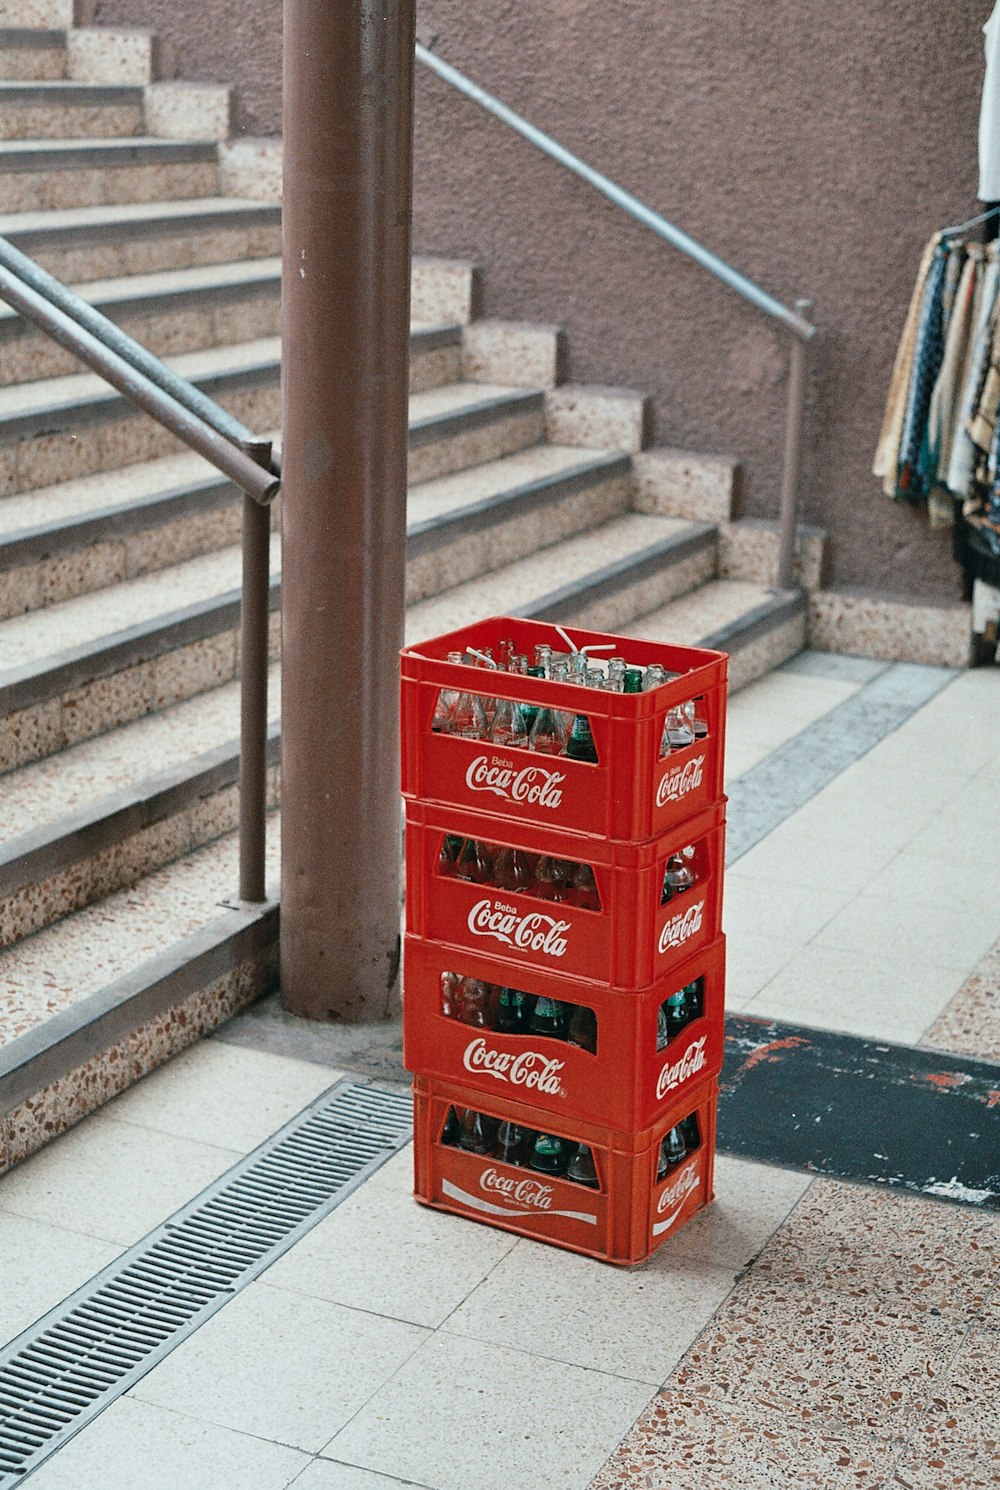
[464,1038,566,1096]
[656,754,705,808]
[481,1167,554,1211]
[658,900,705,955]
[465,756,566,810]
[656,1161,700,1216]
[655,1034,708,1100]
[467,900,570,959]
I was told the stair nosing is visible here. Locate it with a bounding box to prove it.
[524,521,716,623]
[0,902,279,1110]
[0,137,218,170]
[0,81,144,104]
[0,29,66,48]
[0,199,281,250]
[0,722,279,898]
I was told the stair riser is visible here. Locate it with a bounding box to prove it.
[0,764,280,952]
[1,160,220,216]
[537,541,717,636]
[727,608,808,692]
[406,468,631,605]
[0,47,66,82]
[0,100,144,140]
[11,219,282,285]
[409,405,544,487]
[0,613,282,774]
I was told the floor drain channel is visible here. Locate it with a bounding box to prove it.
[0,1078,413,1485]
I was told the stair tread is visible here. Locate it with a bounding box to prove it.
[0,811,280,1048]
[407,445,625,528]
[624,578,782,645]
[0,257,282,328]
[406,512,704,641]
[0,194,275,236]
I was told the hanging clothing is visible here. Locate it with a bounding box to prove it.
[874,233,941,493]
[981,4,1000,200]
[927,250,980,524]
[947,251,999,497]
[896,244,949,502]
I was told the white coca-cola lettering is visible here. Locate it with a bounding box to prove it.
[480,1167,554,1210]
[463,1038,566,1096]
[656,754,705,808]
[656,1161,700,1215]
[465,756,566,810]
[658,899,705,955]
[467,900,570,959]
[655,1034,708,1100]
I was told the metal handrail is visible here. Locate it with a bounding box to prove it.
[0,242,275,904]
[416,41,816,587]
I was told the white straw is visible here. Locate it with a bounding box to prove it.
[466,647,499,669]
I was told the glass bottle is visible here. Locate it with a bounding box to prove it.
[493,845,533,895]
[657,1125,688,1179]
[451,690,488,739]
[458,1108,490,1155]
[494,1120,531,1166]
[529,1132,570,1176]
[662,706,695,754]
[442,1106,460,1145]
[431,650,467,733]
[534,854,569,902]
[566,1003,598,1054]
[566,712,598,764]
[495,986,530,1035]
[663,986,689,1041]
[458,977,492,1028]
[573,862,601,911]
[533,644,553,677]
[656,1002,670,1051]
[528,700,567,755]
[665,846,697,895]
[623,668,644,694]
[643,663,668,691]
[455,838,494,885]
[566,1143,599,1188]
[529,996,568,1040]
[491,695,529,749]
[437,834,463,877]
[440,969,461,1019]
[679,1113,701,1151]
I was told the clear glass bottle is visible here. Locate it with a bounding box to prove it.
[491,695,529,749]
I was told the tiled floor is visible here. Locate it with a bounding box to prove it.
[2,652,999,1490]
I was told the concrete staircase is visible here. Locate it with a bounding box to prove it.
[0,7,817,1172]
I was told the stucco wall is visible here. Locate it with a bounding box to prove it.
[89,0,989,599]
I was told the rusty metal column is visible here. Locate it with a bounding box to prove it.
[281,0,414,1019]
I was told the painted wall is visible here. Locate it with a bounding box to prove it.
[89,0,990,599]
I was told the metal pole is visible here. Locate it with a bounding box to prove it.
[280,0,414,1020]
[776,300,813,591]
[239,441,274,904]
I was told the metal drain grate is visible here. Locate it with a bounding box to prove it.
[0,1078,412,1485]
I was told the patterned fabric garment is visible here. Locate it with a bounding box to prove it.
[947,252,1000,499]
[874,233,941,492]
[927,249,979,526]
[896,244,949,502]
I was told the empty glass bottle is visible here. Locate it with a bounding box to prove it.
[491,695,529,749]
[455,838,493,885]
[457,977,491,1028]
[657,1124,688,1178]
[451,690,488,739]
[493,845,533,895]
[494,1120,532,1166]
[566,1143,599,1188]
[495,986,530,1036]
[458,1108,490,1155]
[566,1004,598,1054]
[573,862,601,911]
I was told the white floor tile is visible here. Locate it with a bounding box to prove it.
[813,892,1000,972]
[264,1173,519,1329]
[723,871,852,946]
[326,1331,653,1490]
[662,1156,814,1270]
[442,1240,738,1383]
[0,1115,241,1246]
[130,1281,428,1454]
[0,1213,121,1347]
[744,943,964,1044]
[862,850,1000,917]
[724,933,801,1009]
[102,1042,341,1152]
[24,1397,310,1490]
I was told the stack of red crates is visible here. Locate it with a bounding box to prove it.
[400,616,728,1265]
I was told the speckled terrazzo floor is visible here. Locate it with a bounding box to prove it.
[2,656,999,1489]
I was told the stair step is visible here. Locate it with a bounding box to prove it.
[623,579,809,691]
[0,442,625,619]
[0,135,221,212]
[0,196,282,282]
[0,257,462,387]
[0,29,66,81]
[0,330,537,495]
[0,80,144,139]
[407,512,716,642]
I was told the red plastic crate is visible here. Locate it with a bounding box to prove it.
[402,932,725,1131]
[401,617,727,843]
[412,1072,718,1265]
[404,799,726,991]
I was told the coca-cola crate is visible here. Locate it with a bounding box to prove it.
[411,1072,718,1266]
[401,616,727,843]
[403,932,725,1131]
[404,799,726,992]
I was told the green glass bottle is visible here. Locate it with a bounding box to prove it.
[565,713,598,764]
[529,996,568,1041]
[529,1132,570,1176]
